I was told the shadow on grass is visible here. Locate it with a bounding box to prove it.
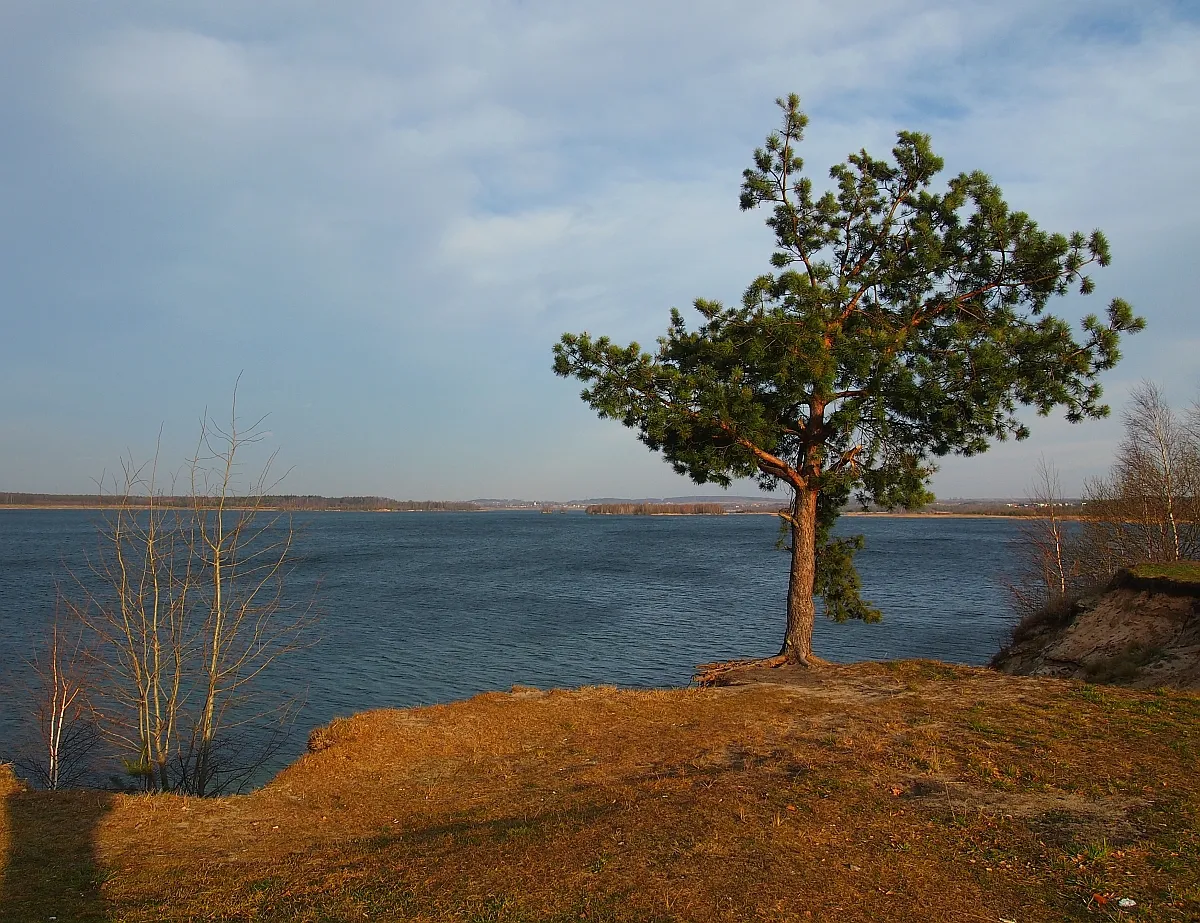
[2,786,114,922]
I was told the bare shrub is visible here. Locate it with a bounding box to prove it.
[1072,383,1200,583]
[1006,382,1200,653]
[55,389,316,794]
[1008,457,1083,621]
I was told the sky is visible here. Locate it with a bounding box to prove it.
[1,1,1197,501]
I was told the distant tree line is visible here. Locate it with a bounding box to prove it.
[885,500,1087,517]
[586,503,727,516]
[377,500,484,512]
[1,493,482,512]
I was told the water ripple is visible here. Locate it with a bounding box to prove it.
[0,510,1022,778]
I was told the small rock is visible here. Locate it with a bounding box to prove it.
[1117,897,1136,910]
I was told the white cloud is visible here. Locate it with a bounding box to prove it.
[2,0,1197,496]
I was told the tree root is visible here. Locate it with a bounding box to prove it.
[693,654,793,686]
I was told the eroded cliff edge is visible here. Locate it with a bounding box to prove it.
[994,566,1200,688]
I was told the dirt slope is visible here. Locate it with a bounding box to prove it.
[994,568,1200,688]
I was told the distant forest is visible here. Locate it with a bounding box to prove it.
[586,503,727,516]
[0,493,482,512]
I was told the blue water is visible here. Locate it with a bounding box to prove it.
[0,510,1022,780]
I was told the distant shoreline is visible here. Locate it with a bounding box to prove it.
[842,511,1028,520]
[1,504,1050,520]
[0,505,489,512]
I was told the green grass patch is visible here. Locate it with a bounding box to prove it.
[1128,562,1200,583]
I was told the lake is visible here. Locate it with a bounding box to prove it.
[0,509,1024,781]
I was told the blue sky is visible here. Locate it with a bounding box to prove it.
[1,1,1197,500]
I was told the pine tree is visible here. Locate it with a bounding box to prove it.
[554,95,1144,666]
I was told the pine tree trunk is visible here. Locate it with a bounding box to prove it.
[780,486,818,664]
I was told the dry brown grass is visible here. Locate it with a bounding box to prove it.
[3,661,1199,921]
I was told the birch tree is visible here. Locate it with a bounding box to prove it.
[16,605,99,790]
[185,400,310,796]
[75,449,192,791]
